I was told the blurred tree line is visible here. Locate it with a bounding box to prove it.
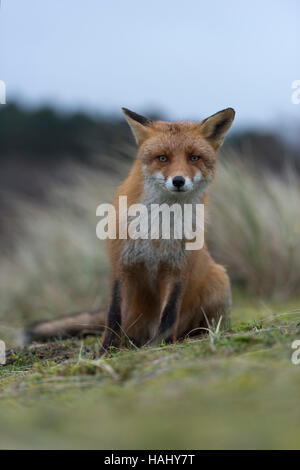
[0,102,132,163]
[0,102,299,197]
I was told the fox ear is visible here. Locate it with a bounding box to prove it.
[122,107,152,145]
[200,108,235,149]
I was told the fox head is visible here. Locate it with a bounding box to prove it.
[122,107,235,199]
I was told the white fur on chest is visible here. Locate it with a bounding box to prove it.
[122,237,187,273]
[121,176,199,275]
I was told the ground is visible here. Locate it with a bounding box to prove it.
[1,293,300,450]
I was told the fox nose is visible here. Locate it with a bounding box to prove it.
[172,176,185,189]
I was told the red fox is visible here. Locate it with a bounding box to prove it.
[25,107,235,349]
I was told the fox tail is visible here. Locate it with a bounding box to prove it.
[21,309,106,345]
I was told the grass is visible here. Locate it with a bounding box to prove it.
[209,154,300,298]
[1,151,300,448]
[1,294,300,449]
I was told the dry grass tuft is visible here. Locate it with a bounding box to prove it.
[208,152,300,298]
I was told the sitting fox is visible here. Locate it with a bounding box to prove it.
[25,107,235,349]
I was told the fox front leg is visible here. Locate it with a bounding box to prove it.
[101,280,122,352]
[151,281,183,345]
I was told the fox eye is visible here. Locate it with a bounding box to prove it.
[157,155,168,162]
[190,155,200,162]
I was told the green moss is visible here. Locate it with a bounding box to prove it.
[1,297,300,449]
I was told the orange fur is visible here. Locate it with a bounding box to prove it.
[103,107,235,348]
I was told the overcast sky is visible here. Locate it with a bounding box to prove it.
[1,0,299,129]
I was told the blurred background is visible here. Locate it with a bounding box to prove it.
[1,0,300,451]
[0,0,300,339]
